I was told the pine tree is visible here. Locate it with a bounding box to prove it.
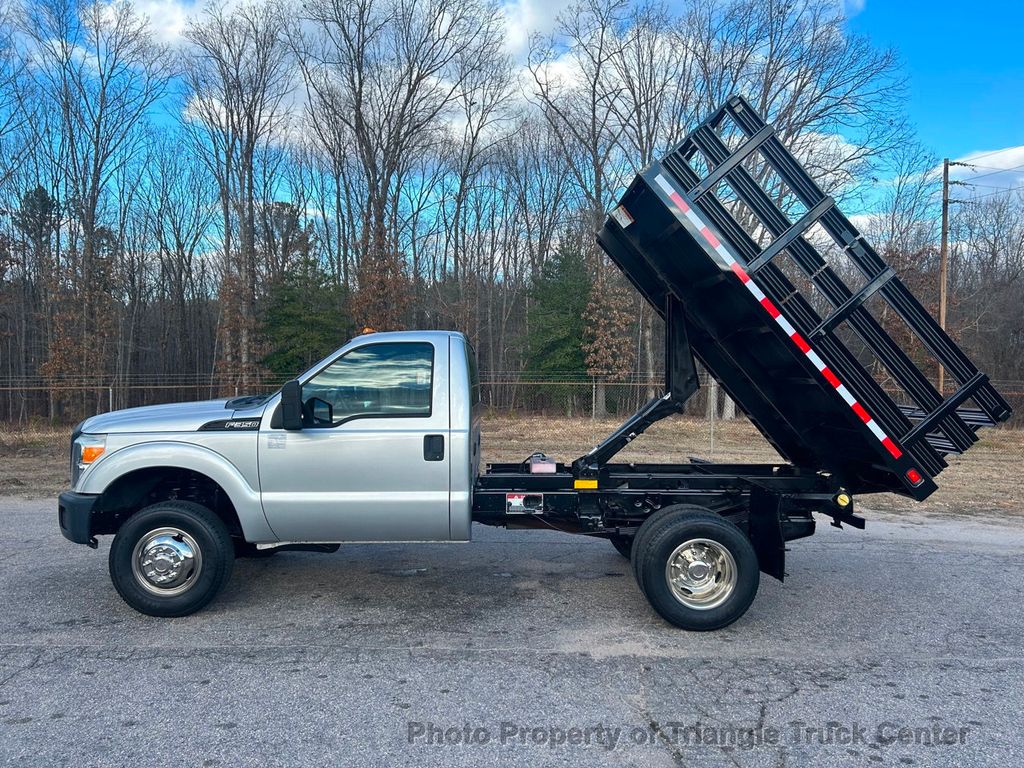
[524,247,592,414]
[261,258,353,377]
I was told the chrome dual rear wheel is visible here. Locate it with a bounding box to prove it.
[632,506,758,631]
[665,538,737,610]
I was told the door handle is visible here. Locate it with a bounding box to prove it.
[423,434,445,461]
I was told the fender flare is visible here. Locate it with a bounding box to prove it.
[79,441,278,543]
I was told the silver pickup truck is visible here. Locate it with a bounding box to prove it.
[57,98,1011,630]
[59,331,481,613]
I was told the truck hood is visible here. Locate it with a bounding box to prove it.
[78,399,242,435]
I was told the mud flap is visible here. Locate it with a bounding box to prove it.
[748,487,785,582]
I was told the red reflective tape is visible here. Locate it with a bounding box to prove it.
[851,401,871,424]
[730,262,750,282]
[760,297,780,318]
[882,437,903,459]
[791,332,811,353]
[821,367,841,388]
[668,191,689,213]
[700,226,720,249]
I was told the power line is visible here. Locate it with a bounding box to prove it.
[963,181,1023,190]
[962,184,1024,201]
[962,162,1024,182]
[962,146,1024,163]
[964,161,1024,173]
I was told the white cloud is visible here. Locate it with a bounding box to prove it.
[841,0,866,17]
[132,0,191,46]
[502,0,574,59]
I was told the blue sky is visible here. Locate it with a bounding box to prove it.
[846,0,1024,191]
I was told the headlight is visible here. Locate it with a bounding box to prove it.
[71,434,106,487]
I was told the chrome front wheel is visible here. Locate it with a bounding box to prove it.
[109,501,234,617]
[131,527,204,597]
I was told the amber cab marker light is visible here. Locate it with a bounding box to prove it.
[81,445,105,463]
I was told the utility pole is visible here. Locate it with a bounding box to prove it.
[937,158,968,396]
[938,159,949,396]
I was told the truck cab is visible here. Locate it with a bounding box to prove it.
[256,330,481,543]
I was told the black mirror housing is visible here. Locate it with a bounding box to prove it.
[281,379,303,430]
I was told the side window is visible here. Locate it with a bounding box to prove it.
[302,342,434,426]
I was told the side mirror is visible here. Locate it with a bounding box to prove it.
[280,379,303,430]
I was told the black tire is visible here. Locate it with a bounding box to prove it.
[630,504,708,598]
[234,540,278,558]
[609,534,633,559]
[108,500,235,617]
[633,508,759,631]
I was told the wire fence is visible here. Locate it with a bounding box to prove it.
[1,371,1022,425]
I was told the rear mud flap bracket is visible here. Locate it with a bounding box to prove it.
[749,487,786,582]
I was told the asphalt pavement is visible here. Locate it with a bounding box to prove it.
[2,497,1023,767]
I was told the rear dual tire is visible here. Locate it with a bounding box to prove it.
[631,506,759,631]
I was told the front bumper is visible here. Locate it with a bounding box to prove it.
[58,491,99,548]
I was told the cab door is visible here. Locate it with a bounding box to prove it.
[258,339,450,542]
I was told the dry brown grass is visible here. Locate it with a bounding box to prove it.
[482,414,779,465]
[2,418,1020,521]
[0,427,72,498]
[482,415,1024,520]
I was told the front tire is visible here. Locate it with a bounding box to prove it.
[109,500,235,617]
[632,508,759,631]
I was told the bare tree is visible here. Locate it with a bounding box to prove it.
[297,0,508,329]
[2,0,1017,428]
[183,0,295,388]
[530,0,637,417]
[18,0,172,413]
[950,191,1024,383]
[144,137,217,383]
[0,2,29,187]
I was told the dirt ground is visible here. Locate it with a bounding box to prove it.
[3,416,1021,519]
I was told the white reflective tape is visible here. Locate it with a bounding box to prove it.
[806,350,826,371]
[715,245,736,265]
[865,419,887,441]
[835,384,857,406]
[745,281,766,301]
[776,315,796,336]
[654,175,674,195]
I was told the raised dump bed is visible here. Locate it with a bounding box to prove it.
[597,95,1012,501]
[472,95,1016,629]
